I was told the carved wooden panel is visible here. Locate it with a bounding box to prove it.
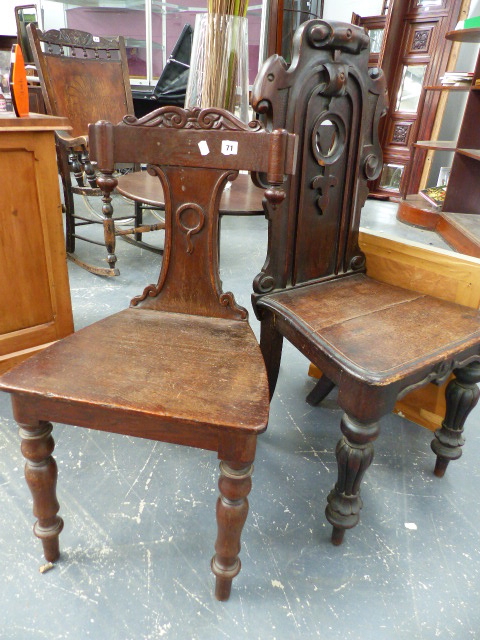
[409,26,433,53]
[391,121,413,146]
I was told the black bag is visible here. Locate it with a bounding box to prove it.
[132,24,193,116]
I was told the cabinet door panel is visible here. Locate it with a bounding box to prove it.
[0,121,73,372]
[1,146,54,335]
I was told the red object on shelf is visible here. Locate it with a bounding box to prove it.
[10,44,29,117]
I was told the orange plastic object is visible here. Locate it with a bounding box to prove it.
[10,44,29,117]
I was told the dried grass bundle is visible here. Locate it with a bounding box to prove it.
[201,0,249,114]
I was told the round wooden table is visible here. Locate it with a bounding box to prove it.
[116,171,265,216]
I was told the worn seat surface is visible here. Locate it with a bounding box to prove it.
[262,273,480,385]
[1,308,269,437]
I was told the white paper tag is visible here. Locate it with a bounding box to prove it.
[221,140,238,156]
[198,140,210,156]
[93,36,100,43]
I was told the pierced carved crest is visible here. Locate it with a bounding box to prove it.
[123,107,264,132]
[38,28,120,54]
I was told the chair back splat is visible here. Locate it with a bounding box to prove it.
[250,19,480,547]
[89,108,296,318]
[251,20,385,294]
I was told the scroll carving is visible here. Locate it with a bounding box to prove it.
[307,21,369,55]
[401,354,480,398]
[219,293,247,319]
[124,107,264,132]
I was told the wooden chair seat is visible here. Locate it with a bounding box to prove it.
[260,273,480,379]
[258,273,480,419]
[1,308,269,440]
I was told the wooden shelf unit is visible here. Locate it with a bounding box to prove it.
[398,28,480,258]
[414,139,457,150]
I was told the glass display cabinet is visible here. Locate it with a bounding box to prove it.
[37,0,263,88]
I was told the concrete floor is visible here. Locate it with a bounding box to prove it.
[1,195,479,639]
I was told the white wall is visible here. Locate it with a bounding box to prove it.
[0,1,73,35]
[0,0,24,35]
[323,0,384,23]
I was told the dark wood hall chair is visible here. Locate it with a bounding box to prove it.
[250,20,480,544]
[28,23,163,276]
[0,107,296,600]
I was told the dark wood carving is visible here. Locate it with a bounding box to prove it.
[392,124,409,145]
[128,105,264,131]
[251,19,384,295]
[411,28,431,52]
[431,362,480,477]
[36,27,121,54]
[250,19,480,546]
[88,107,295,320]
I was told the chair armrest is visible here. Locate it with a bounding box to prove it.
[55,129,89,150]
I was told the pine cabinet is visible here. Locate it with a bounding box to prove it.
[0,113,74,374]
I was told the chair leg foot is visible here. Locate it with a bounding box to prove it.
[431,362,480,477]
[213,572,235,601]
[211,461,253,601]
[325,413,380,544]
[19,421,63,562]
[433,457,449,479]
[331,526,345,546]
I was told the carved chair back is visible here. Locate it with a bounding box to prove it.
[251,19,386,296]
[28,24,134,137]
[88,108,297,317]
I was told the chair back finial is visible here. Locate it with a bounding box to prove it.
[251,19,386,295]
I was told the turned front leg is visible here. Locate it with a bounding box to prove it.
[431,362,480,478]
[19,421,63,562]
[325,414,380,545]
[211,461,253,601]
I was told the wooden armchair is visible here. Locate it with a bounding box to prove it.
[251,20,480,544]
[0,106,296,600]
[28,23,163,276]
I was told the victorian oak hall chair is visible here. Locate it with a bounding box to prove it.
[28,23,163,276]
[250,20,480,545]
[0,106,297,600]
